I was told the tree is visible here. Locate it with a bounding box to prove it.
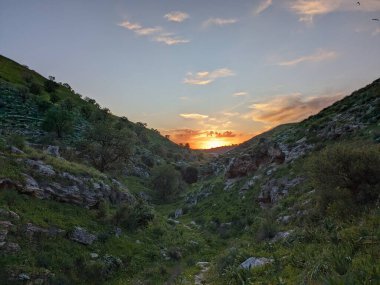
[151,164,182,202]
[182,166,198,184]
[308,143,380,215]
[42,106,74,138]
[82,120,136,172]
[44,78,59,93]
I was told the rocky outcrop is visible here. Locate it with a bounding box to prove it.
[17,159,134,208]
[195,262,210,285]
[258,177,304,207]
[225,140,285,179]
[24,223,65,238]
[69,226,97,245]
[239,257,273,270]
[0,220,20,254]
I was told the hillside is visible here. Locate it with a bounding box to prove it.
[0,55,379,284]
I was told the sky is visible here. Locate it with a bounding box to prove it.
[1,0,380,149]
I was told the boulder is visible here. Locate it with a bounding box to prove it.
[174,208,183,219]
[69,226,96,245]
[44,145,60,157]
[239,257,273,270]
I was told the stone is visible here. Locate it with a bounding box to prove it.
[44,145,60,157]
[24,223,65,238]
[174,208,183,219]
[0,209,20,221]
[239,257,273,270]
[18,273,30,281]
[25,159,56,176]
[90,253,99,259]
[114,227,122,237]
[271,231,293,243]
[195,262,210,285]
[69,227,96,245]
[11,146,24,155]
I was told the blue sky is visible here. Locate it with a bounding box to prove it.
[1,0,380,148]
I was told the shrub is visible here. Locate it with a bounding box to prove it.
[182,166,198,184]
[308,143,380,215]
[29,82,41,95]
[151,164,182,202]
[112,199,154,230]
[256,215,278,241]
[44,79,59,93]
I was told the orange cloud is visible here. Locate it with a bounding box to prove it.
[246,92,345,125]
[184,68,235,85]
[278,49,337,66]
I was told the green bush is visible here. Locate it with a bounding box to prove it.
[308,143,380,216]
[112,199,154,230]
[151,164,183,202]
[42,106,74,138]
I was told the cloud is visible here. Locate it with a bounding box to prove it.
[180,113,209,119]
[154,34,190,45]
[233,91,248,97]
[289,0,380,23]
[255,0,273,15]
[164,11,190,23]
[246,92,344,125]
[184,68,235,85]
[119,19,189,45]
[277,49,337,66]
[134,27,162,36]
[202,18,238,27]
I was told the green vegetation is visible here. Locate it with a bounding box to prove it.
[151,164,183,202]
[1,55,379,284]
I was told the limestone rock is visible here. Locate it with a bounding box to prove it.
[69,226,96,245]
[239,257,273,270]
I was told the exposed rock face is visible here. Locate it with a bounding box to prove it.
[195,262,210,285]
[258,177,304,207]
[0,220,20,254]
[24,223,65,238]
[25,159,56,176]
[279,137,314,163]
[174,208,183,219]
[69,226,97,245]
[17,159,134,208]
[0,208,20,221]
[239,257,273,270]
[225,140,285,179]
[185,184,214,206]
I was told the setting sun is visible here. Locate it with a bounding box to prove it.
[202,138,228,149]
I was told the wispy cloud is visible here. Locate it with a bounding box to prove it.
[154,34,190,45]
[245,92,344,125]
[277,49,337,66]
[184,68,235,85]
[255,0,273,15]
[202,18,238,27]
[164,11,190,23]
[118,19,189,45]
[180,113,209,119]
[233,91,249,97]
[289,0,380,23]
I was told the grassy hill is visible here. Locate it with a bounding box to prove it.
[0,55,379,284]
